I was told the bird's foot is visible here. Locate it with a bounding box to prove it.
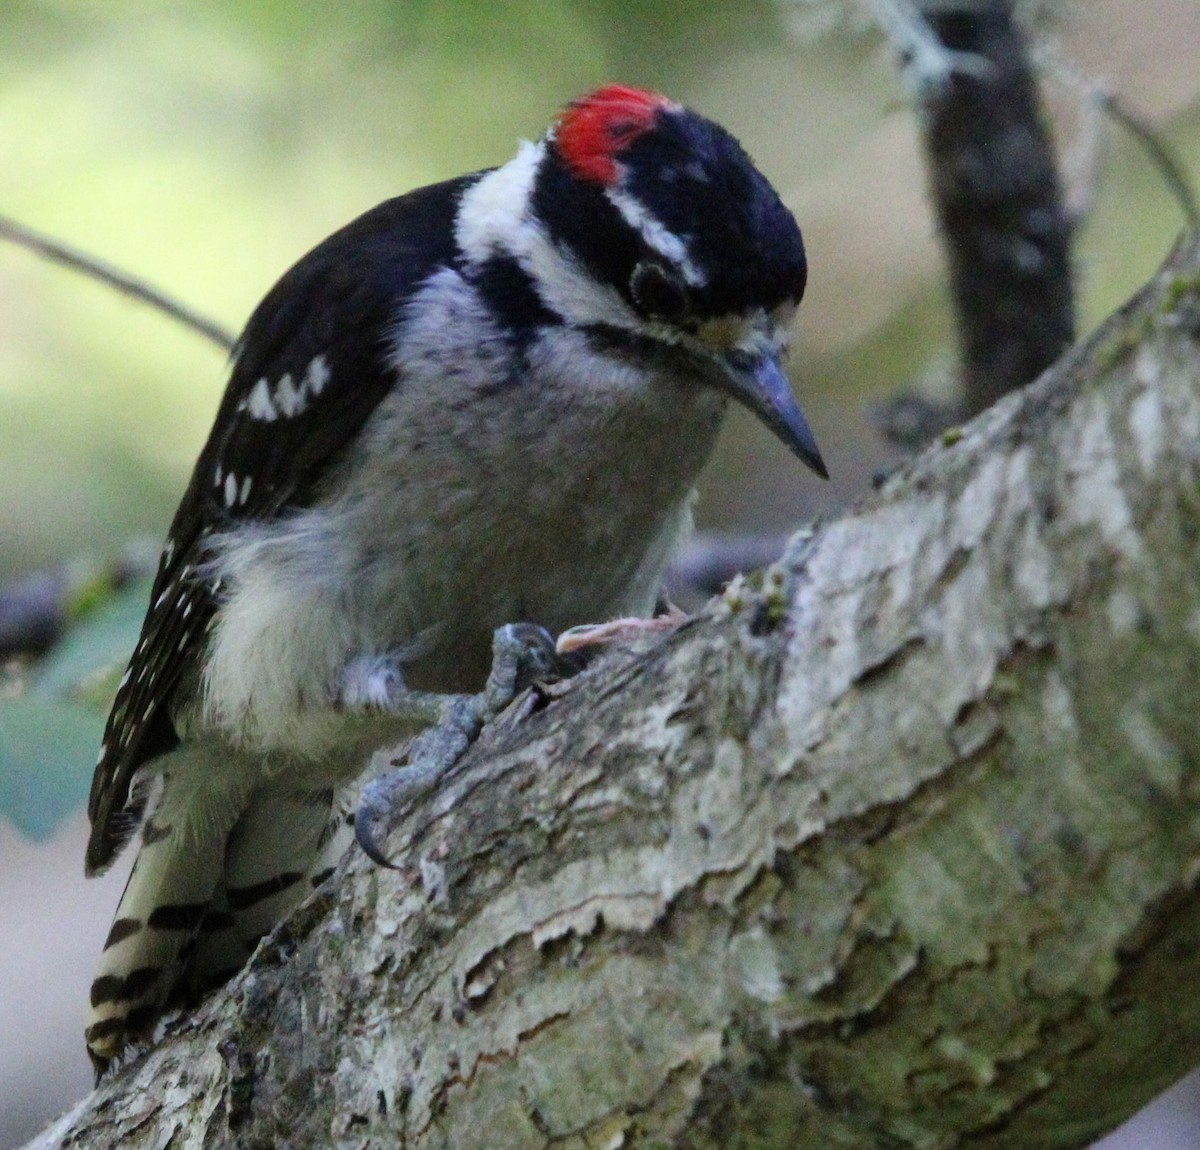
[354,623,565,866]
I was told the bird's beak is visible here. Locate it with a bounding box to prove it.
[718,349,828,479]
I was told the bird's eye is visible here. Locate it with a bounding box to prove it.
[629,262,690,323]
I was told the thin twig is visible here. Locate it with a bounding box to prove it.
[1103,95,1200,233]
[1037,41,1200,235]
[0,213,236,353]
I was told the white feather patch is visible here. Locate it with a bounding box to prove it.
[454,139,648,334]
[246,377,278,421]
[606,185,706,287]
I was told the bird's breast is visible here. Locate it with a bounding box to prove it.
[343,325,728,689]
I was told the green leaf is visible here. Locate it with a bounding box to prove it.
[0,695,104,841]
[0,579,151,839]
[32,578,151,708]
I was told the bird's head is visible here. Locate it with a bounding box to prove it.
[457,84,826,478]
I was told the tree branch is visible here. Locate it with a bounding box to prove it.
[29,237,1200,1148]
[1103,94,1200,232]
[0,213,236,354]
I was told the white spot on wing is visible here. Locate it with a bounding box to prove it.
[239,475,252,506]
[305,356,330,396]
[247,377,278,421]
[224,472,238,508]
[274,373,303,417]
[214,464,223,487]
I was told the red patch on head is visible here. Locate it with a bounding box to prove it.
[555,85,673,185]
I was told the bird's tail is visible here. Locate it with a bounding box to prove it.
[85,748,347,1076]
[180,782,354,998]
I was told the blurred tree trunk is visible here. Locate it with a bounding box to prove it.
[919,0,1076,414]
[870,0,1078,448]
[25,239,1200,1150]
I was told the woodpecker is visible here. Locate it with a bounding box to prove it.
[83,84,826,1074]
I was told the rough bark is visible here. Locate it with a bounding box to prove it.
[29,237,1200,1149]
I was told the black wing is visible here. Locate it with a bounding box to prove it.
[85,175,475,874]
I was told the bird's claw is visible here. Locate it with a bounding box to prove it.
[355,623,568,866]
[482,623,568,714]
[355,749,464,868]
